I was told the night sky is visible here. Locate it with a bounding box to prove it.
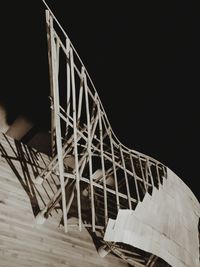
[0,1,199,200]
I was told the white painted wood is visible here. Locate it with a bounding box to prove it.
[70,47,82,231]
[83,71,96,232]
[120,145,132,209]
[49,15,68,233]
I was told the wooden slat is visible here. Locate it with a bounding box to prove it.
[83,71,96,232]
[97,101,108,225]
[70,47,82,231]
[49,15,68,232]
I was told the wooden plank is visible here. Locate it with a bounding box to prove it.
[97,101,108,225]
[49,15,68,232]
[83,71,96,232]
[70,47,82,231]
[119,145,132,209]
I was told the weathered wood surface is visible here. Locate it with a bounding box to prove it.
[0,132,127,267]
[104,168,200,267]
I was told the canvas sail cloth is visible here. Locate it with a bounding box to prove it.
[104,168,200,267]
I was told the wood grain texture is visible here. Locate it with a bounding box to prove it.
[0,132,127,267]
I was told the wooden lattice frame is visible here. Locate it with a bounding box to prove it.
[35,3,169,266]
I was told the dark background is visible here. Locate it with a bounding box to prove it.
[0,1,199,200]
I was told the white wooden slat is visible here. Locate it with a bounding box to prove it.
[119,145,132,209]
[70,47,82,231]
[97,101,108,224]
[49,16,68,232]
[83,71,96,232]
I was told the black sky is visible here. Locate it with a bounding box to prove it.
[0,1,199,201]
